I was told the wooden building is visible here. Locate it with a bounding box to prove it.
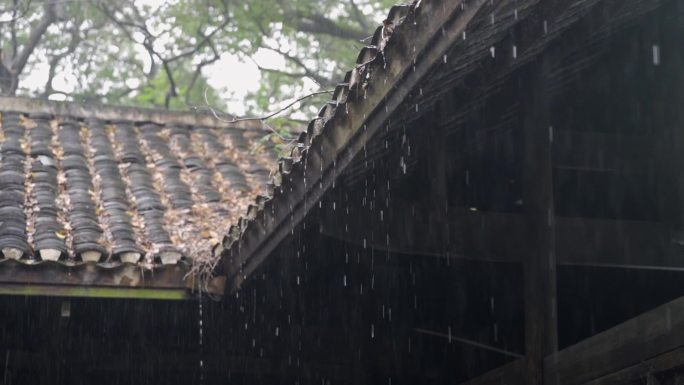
[2,0,684,383]
[219,0,684,383]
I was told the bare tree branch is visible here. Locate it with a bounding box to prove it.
[261,45,335,87]
[43,20,87,97]
[185,43,220,105]
[349,0,370,31]
[296,12,366,41]
[98,1,231,109]
[167,17,230,63]
[0,0,55,94]
[10,0,19,58]
[11,0,54,74]
[204,88,333,124]
[0,0,32,24]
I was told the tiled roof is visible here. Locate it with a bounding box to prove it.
[0,99,276,293]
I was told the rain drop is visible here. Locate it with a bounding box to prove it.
[512,45,517,59]
[653,45,661,66]
[490,46,496,58]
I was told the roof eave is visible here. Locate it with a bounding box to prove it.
[0,96,265,131]
[222,0,489,293]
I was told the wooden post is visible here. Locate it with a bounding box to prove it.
[660,14,684,247]
[521,54,558,385]
[415,110,449,248]
[430,104,449,247]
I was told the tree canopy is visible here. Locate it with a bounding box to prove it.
[0,0,393,119]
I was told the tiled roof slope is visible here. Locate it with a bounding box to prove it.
[0,101,276,273]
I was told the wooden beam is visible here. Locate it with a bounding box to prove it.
[582,347,684,385]
[0,259,225,298]
[552,130,655,174]
[521,55,558,385]
[544,295,684,385]
[318,195,677,269]
[555,217,670,268]
[0,284,189,300]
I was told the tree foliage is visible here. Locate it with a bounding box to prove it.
[0,0,393,118]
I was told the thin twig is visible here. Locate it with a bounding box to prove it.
[203,88,333,124]
[200,89,293,142]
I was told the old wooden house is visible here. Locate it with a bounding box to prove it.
[2,0,684,384]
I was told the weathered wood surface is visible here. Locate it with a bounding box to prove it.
[582,347,684,385]
[544,295,684,385]
[521,56,558,385]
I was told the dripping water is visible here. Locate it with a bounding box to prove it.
[198,292,205,385]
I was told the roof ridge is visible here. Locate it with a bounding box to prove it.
[0,96,265,131]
